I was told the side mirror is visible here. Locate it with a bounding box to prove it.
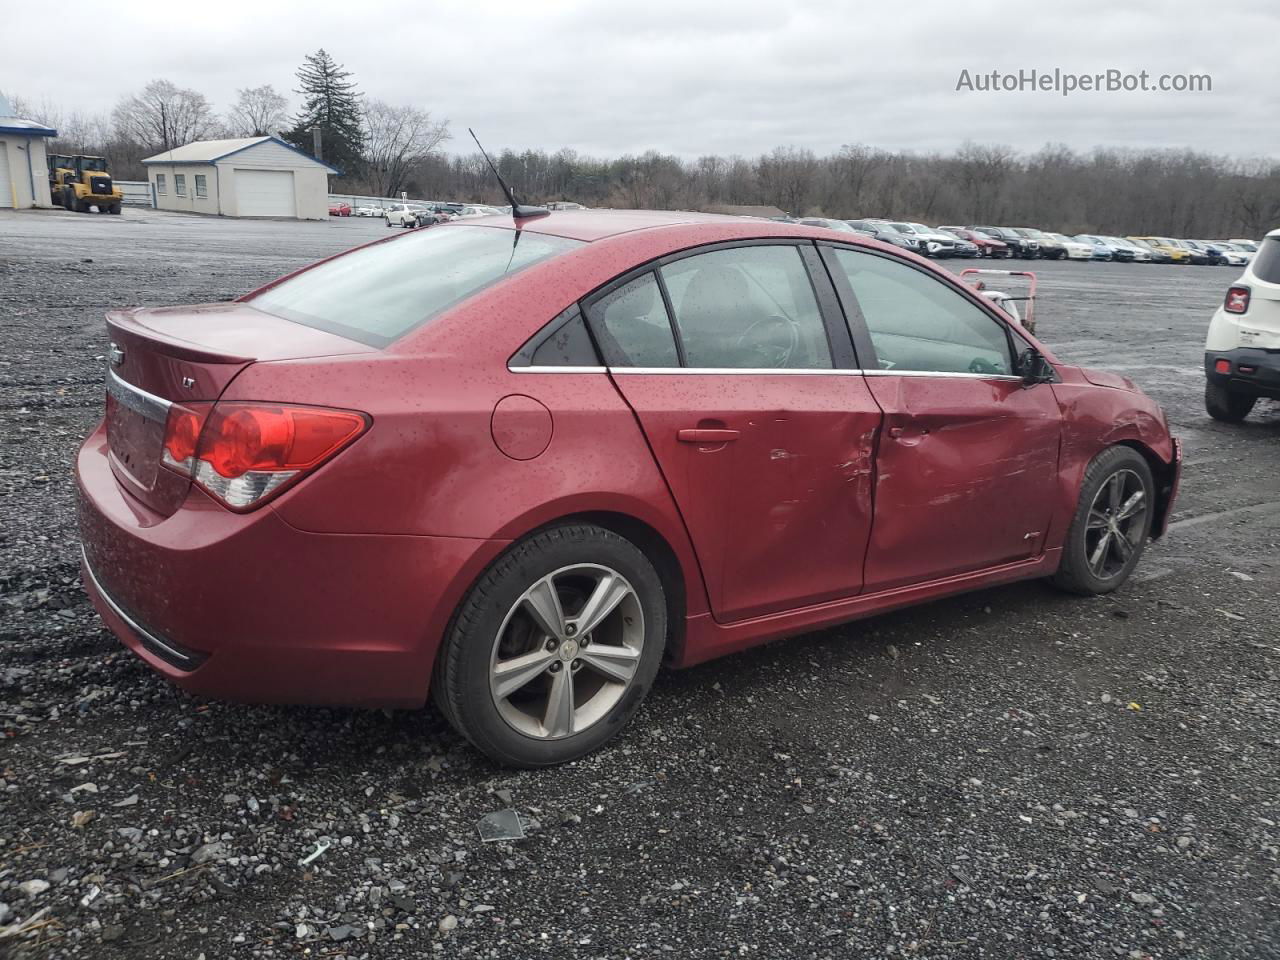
[1015,347,1054,385]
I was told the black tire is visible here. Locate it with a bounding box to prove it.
[1052,446,1155,595]
[1205,381,1256,423]
[385,218,393,228]
[432,523,666,767]
[109,203,122,215]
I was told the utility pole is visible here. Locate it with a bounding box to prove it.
[311,126,323,163]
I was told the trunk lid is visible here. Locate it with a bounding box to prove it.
[103,303,375,516]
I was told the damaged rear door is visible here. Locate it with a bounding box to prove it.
[586,241,881,623]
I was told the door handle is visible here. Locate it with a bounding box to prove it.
[677,428,740,443]
[888,426,929,439]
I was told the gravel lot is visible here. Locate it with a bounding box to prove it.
[2,207,1278,959]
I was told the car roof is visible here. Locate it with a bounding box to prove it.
[461,209,836,243]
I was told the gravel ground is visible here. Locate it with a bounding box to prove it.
[1,207,1278,959]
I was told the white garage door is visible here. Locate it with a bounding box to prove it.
[0,143,12,208]
[234,169,295,217]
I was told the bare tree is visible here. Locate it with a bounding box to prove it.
[227,85,289,137]
[362,100,450,197]
[112,80,218,153]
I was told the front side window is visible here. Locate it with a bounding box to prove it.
[252,225,585,346]
[830,248,1012,375]
[174,174,187,196]
[589,272,680,368]
[660,245,832,369]
[194,174,207,198]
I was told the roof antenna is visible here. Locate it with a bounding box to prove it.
[469,128,550,220]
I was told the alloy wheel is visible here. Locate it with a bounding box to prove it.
[489,564,645,740]
[1084,469,1147,580]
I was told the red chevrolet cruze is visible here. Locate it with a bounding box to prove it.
[77,210,1181,766]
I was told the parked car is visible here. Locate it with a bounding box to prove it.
[1013,228,1065,260]
[970,226,1040,259]
[1048,234,1098,260]
[938,226,1009,258]
[1129,237,1190,264]
[848,220,923,253]
[1228,239,1260,253]
[77,211,1181,767]
[354,204,385,217]
[458,204,507,219]
[547,201,587,210]
[1102,237,1151,263]
[797,217,860,234]
[1203,227,1280,421]
[384,203,427,228]
[1073,235,1132,262]
[1204,242,1250,267]
[328,202,352,217]
[934,228,979,258]
[1179,240,1227,266]
[882,221,957,257]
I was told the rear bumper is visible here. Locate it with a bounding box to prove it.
[1204,348,1280,399]
[76,423,505,708]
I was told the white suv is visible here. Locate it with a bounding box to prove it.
[1204,227,1280,421]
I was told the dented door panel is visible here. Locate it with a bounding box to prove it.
[610,371,881,622]
[863,375,1062,591]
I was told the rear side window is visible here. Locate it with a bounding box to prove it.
[830,248,1011,375]
[589,272,681,367]
[1251,237,1280,284]
[251,225,585,347]
[660,245,832,369]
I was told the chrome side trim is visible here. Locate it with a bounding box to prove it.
[106,369,172,421]
[611,367,864,376]
[506,365,1022,381]
[862,369,1024,381]
[507,365,608,374]
[81,546,202,669]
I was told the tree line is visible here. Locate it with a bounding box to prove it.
[6,52,1278,237]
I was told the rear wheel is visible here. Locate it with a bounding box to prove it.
[433,524,666,767]
[1205,381,1256,422]
[1052,446,1154,595]
[109,203,122,215]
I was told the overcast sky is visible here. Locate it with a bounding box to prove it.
[5,0,1278,159]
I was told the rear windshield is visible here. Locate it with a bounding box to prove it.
[1251,237,1280,284]
[251,225,585,346]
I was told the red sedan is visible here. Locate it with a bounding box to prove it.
[77,211,1180,767]
[940,226,1010,258]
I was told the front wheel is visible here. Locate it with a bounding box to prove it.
[433,524,666,767]
[1205,381,1256,422]
[1052,446,1155,595]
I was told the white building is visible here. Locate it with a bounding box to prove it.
[0,95,56,209]
[142,137,338,220]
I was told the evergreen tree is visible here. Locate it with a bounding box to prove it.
[284,50,365,175]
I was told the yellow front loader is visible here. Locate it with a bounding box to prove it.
[49,155,123,214]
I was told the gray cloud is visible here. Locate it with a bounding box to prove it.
[5,0,1278,158]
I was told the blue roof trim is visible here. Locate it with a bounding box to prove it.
[213,136,341,174]
[0,124,56,137]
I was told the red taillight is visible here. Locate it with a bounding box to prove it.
[1225,286,1250,314]
[1214,359,1231,374]
[162,401,366,510]
[161,403,212,473]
